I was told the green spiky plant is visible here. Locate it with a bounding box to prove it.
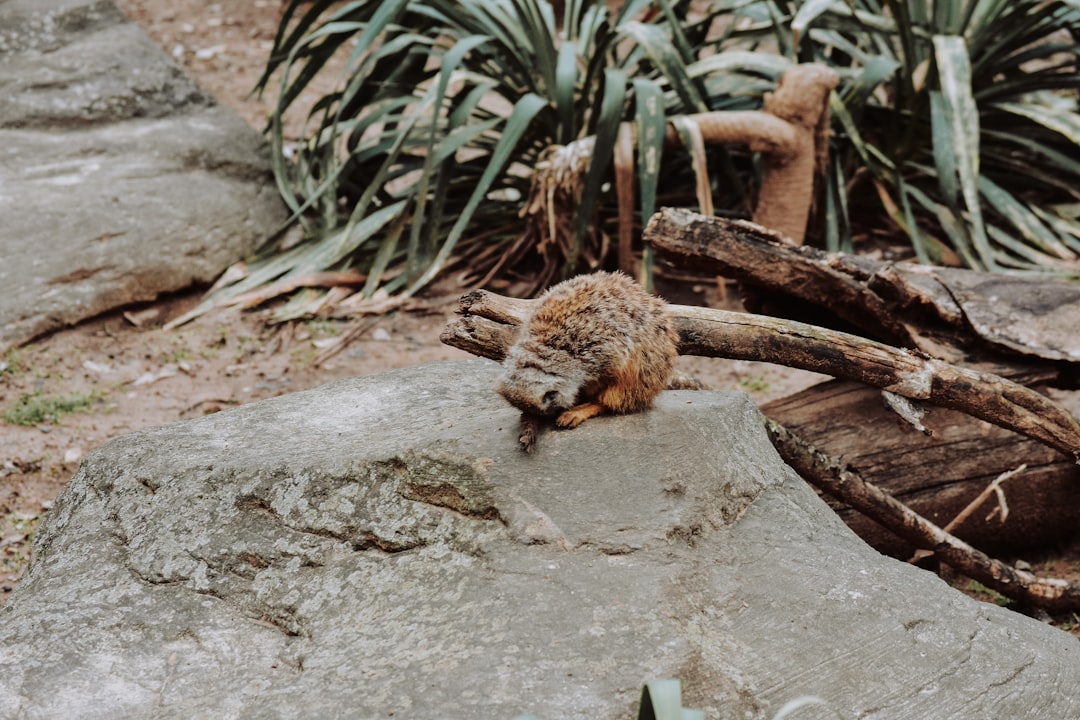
[749,0,1080,270]
[178,0,1080,325]
[172,0,744,325]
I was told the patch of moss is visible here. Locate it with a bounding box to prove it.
[3,391,100,426]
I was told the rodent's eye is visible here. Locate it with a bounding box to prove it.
[542,390,559,407]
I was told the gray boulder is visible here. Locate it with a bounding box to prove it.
[0,0,286,351]
[2,360,1078,719]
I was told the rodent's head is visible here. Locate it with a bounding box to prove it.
[495,341,589,416]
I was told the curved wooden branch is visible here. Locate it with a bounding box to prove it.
[644,206,919,347]
[441,290,1080,461]
[765,418,1080,612]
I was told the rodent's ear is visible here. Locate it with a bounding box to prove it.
[542,390,559,407]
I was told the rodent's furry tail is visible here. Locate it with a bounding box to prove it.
[667,373,708,391]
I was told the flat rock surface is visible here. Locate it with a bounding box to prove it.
[2,360,1077,719]
[0,0,285,351]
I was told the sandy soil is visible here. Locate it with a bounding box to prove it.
[3,0,1078,640]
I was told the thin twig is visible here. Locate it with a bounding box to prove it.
[908,465,1025,563]
[313,317,380,367]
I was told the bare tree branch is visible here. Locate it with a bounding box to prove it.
[441,290,1080,460]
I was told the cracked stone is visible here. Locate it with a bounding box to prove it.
[2,360,1079,718]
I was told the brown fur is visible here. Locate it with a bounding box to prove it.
[495,271,679,450]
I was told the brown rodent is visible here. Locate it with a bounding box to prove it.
[495,271,679,451]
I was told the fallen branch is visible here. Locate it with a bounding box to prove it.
[440,290,1080,460]
[644,206,919,347]
[764,419,1080,612]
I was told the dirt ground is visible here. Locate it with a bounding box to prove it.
[3,0,1078,639]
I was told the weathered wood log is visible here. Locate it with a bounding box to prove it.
[764,417,1080,613]
[645,207,1080,368]
[763,380,1080,556]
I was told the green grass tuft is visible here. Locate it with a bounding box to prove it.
[3,391,100,426]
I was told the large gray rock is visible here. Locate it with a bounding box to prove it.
[2,360,1078,719]
[0,0,286,351]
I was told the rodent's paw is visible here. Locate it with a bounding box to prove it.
[556,402,603,428]
[518,414,540,453]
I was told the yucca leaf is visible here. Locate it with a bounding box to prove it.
[933,34,997,270]
[984,222,1074,270]
[928,90,959,208]
[978,176,1076,260]
[994,101,1080,147]
[574,67,629,265]
[633,78,666,215]
[555,40,579,145]
[619,21,707,112]
[634,77,665,288]
[791,0,842,46]
[361,208,410,298]
[405,33,493,280]
[1033,204,1080,255]
[685,50,792,80]
[404,92,548,295]
[897,175,932,264]
[669,115,713,216]
[829,153,852,253]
